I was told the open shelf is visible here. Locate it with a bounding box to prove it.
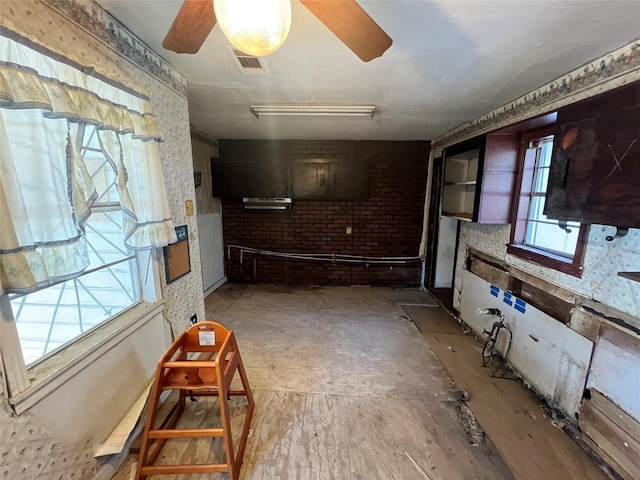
[442,147,480,220]
[442,181,476,219]
[444,150,479,184]
[440,133,520,224]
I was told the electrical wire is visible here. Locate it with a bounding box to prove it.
[227,244,422,265]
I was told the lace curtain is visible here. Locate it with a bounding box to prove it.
[0,34,176,294]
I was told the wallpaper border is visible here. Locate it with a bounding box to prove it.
[42,0,188,98]
[434,38,640,149]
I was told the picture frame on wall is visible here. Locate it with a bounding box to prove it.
[164,225,191,284]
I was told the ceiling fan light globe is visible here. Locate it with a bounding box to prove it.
[214,0,292,56]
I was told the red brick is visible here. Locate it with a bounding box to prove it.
[221,140,428,286]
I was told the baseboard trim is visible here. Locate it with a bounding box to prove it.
[204,276,227,298]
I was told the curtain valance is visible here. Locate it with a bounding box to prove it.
[0,35,161,140]
[0,62,161,140]
[0,33,176,294]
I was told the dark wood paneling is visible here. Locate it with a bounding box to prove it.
[291,160,369,200]
[519,282,572,324]
[214,140,371,200]
[220,140,429,285]
[469,257,520,293]
[212,160,288,198]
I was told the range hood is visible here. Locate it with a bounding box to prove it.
[242,197,292,210]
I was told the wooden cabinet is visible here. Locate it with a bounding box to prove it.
[213,140,370,200]
[545,82,640,227]
[442,133,520,223]
[291,159,369,200]
[211,160,288,198]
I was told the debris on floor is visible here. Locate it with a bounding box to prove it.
[454,401,487,451]
[455,390,470,402]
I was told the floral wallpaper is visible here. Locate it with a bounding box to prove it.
[0,1,203,478]
[0,394,98,480]
[149,74,206,337]
[453,223,640,320]
[434,38,640,149]
[440,37,640,321]
[44,0,188,97]
[453,223,510,313]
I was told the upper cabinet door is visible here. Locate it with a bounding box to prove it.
[291,160,369,200]
[441,133,519,224]
[545,85,640,227]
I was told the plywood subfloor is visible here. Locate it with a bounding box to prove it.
[114,284,514,480]
[405,305,607,480]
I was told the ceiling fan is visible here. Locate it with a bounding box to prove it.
[162,0,393,62]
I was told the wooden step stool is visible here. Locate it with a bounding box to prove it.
[136,321,255,479]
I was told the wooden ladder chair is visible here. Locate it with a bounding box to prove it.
[136,321,255,479]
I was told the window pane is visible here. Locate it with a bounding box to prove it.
[521,135,582,259]
[532,166,549,194]
[82,126,119,204]
[85,211,128,269]
[11,258,140,365]
[538,138,553,168]
[527,195,546,222]
[10,124,141,366]
[525,220,580,258]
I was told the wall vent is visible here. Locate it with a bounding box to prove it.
[229,48,269,76]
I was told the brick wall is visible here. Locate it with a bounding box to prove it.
[220,140,429,285]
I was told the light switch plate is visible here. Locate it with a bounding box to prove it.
[185,200,194,216]
[346,227,352,235]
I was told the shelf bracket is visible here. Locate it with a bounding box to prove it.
[605,227,629,242]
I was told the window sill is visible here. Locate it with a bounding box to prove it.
[9,300,164,414]
[506,243,583,278]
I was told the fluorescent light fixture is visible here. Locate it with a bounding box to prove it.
[250,104,376,119]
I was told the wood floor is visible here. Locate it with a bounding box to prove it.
[405,305,607,480]
[113,284,604,479]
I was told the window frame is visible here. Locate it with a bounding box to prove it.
[507,127,589,277]
[8,124,144,367]
[0,249,163,411]
[0,122,165,408]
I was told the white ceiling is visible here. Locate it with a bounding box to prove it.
[97,1,640,141]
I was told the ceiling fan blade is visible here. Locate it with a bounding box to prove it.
[162,0,217,54]
[300,0,392,62]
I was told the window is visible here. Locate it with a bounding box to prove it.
[8,125,142,365]
[1,34,176,401]
[508,128,588,276]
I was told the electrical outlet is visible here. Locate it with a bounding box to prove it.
[190,314,198,324]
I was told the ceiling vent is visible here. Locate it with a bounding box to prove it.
[229,48,269,76]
